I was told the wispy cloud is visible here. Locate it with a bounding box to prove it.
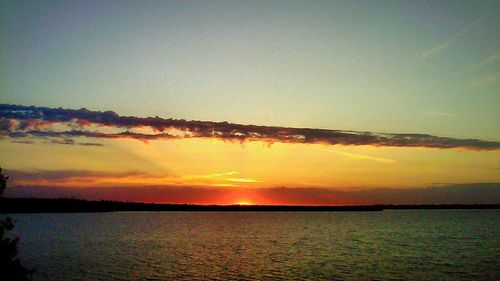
[7,169,160,187]
[416,39,457,63]
[226,178,262,183]
[426,111,455,117]
[184,172,261,186]
[78,142,105,147]
[468,72,500,88]
[6,169,253,189]
[323,149,395,164]
[184,171,240,179]
[11,140,35,144]
[415,16,485,63]
[1,104,499,150]
[470,50,500,71]
[51,138,75,145]
[209,183,238,187]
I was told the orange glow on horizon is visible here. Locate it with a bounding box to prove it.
[234,200,253,206]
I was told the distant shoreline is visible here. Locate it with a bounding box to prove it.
[1,198,499,213]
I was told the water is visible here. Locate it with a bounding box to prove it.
[6,210,500,281]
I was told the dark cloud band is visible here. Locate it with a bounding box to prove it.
[1,104,499,150]
[5,181,500,205]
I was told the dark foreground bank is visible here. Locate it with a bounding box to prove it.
[1,198,498,213]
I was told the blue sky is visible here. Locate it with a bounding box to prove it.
[2,0,499,140]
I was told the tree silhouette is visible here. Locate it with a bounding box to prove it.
[0,167,8,197]
[0,167,34,281]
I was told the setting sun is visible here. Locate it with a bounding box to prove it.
[234,201,254,206]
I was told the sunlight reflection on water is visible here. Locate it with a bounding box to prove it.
[8,210,500,281]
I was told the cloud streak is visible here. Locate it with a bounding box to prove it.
[323,149,395,164]
[426,111,455,117]
[416,16,485,63]
[468,72,500,88]
[416,38,456,62]
[470,50,500,71]
[1,104,499,150]
[6,169,263,189]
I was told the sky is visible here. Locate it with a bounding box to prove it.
[1,0,499,205]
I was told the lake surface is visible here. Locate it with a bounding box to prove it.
[7,210,500,281]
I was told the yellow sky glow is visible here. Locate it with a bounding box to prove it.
[2,137,499,191]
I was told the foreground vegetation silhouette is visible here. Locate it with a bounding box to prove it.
[0,167,34,281]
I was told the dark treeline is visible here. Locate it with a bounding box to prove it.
[0,198,498,213]
[0,198,382,212]
[374,204,499,210]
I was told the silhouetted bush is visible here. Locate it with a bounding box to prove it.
[0,167,7,196]
[0,167,34,281]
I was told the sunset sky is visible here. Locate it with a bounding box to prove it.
[1,0,499,205]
